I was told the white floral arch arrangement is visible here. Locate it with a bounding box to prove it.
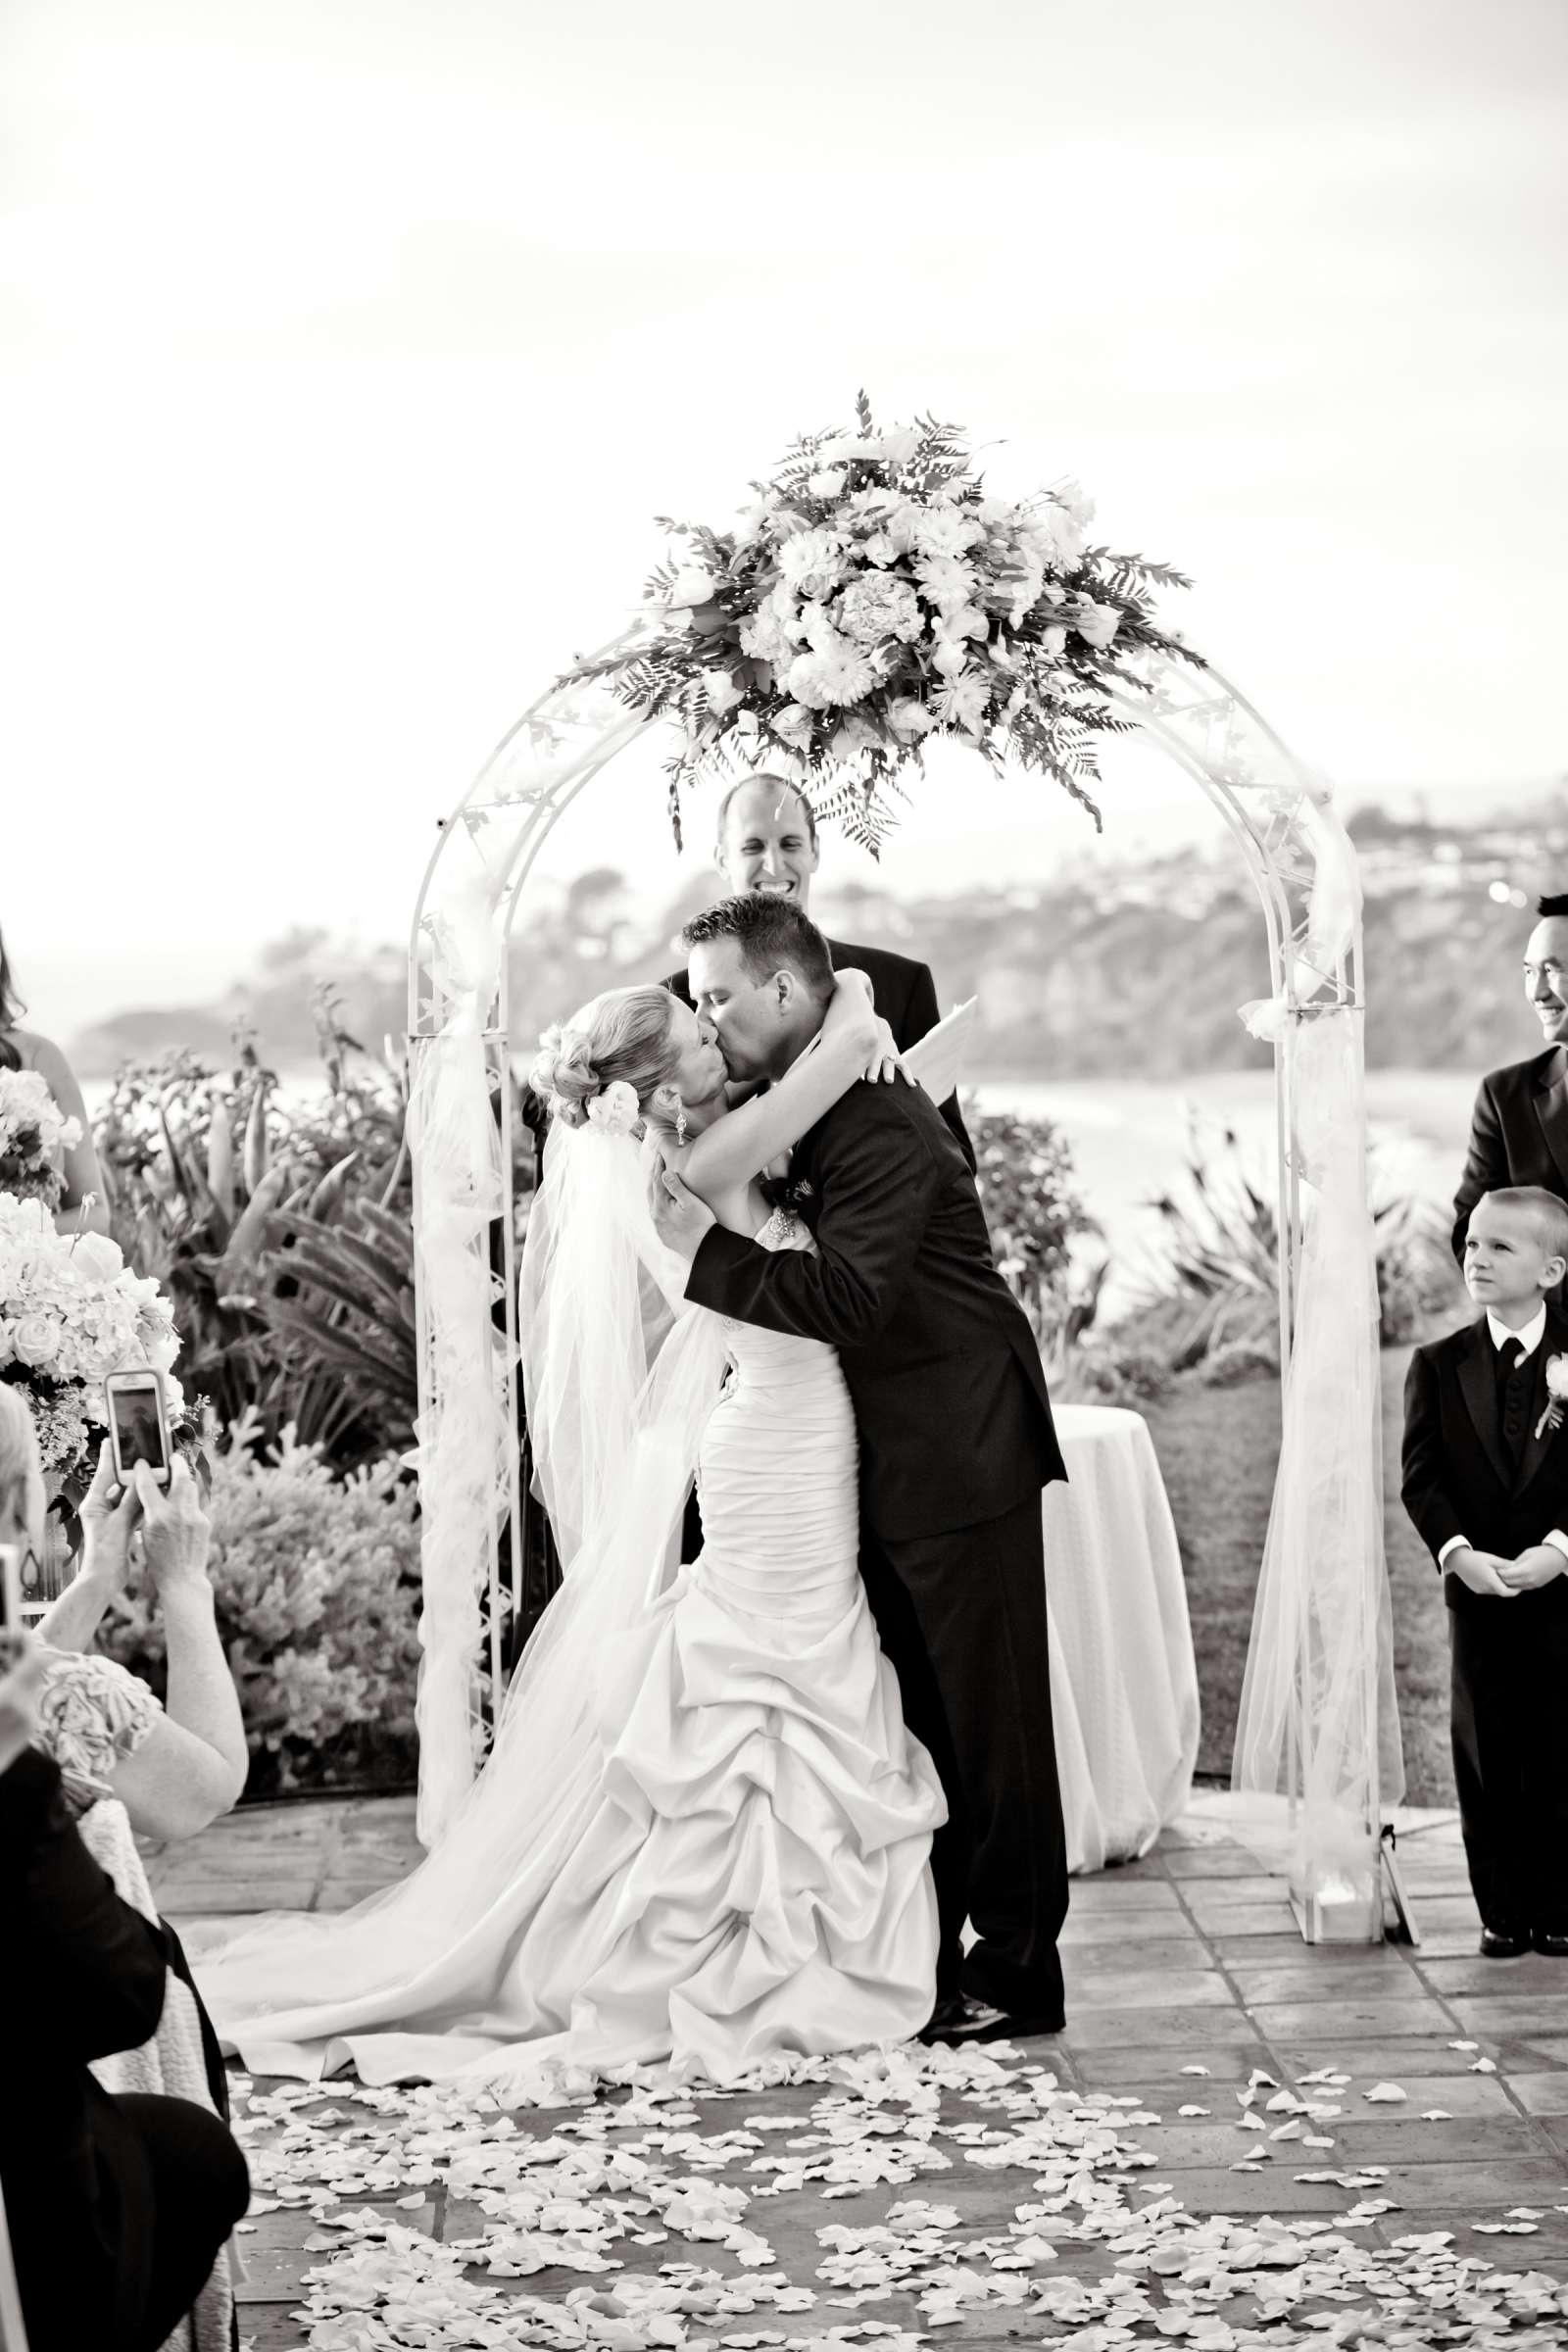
[569,392,1202,850]
[407,402,1396,1952]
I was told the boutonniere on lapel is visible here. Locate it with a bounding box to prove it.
[764,1173,814,1213]
[1535,1353,1568,1441]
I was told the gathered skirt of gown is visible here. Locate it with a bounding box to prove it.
[202,1211,944,2088]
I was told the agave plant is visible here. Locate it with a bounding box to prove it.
[253,1198,418,1468]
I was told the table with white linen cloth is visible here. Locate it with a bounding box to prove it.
[1045,1403,1200,1874]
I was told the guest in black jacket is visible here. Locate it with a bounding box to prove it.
[664,773,973,1168]
[1401,1188,1568,1960]
[1451,895,1568,1269]
[0,1635,249,2352]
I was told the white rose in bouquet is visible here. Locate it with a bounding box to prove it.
[807,467,848,499]
[1072,599,1122,649]
[931,637,971,679]
[667,564,719,609]
[887,698,936,739]
[12,1314,62,1367]
[769,704,817,748]
[703,668,745,714]
[875,427,922,467]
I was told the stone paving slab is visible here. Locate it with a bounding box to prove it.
[147,1792,1568,2346]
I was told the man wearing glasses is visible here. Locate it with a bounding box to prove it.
[1453,894,1568,1270]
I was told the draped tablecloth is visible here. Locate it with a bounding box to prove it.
[1045,1403,1200,1874]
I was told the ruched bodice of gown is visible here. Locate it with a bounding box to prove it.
[205,1208,944,2090]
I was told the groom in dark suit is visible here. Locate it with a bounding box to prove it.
[654,893,1068,2042]
[1452,894,1568,1269]
[664,772,973,1170]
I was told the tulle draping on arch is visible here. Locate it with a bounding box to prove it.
[1230,796,1403,1923]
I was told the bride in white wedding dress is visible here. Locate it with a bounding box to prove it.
[200,965,944,2091]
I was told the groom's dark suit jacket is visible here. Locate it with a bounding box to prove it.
[1401,1304,1568,1622]
[665,935,974,1171]
[1451,1047,1568,1265]
[685,1074,1062,1540]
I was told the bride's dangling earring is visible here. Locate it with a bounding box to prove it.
[676,1107,689,1146]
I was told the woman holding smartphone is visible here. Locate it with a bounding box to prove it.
[0,1387,250,2352]
[0,921,112,1236]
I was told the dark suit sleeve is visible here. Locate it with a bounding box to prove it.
[901,958,977,1173]
[1452,1075,1505,1266]
[687,1088,942,1349]
[1399,1348,1466,1568]
[0,1747,169,2060]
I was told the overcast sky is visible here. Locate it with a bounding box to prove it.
[3,0,1565,1034]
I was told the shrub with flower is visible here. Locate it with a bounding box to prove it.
[0,1068,81,1214]
[567,394,1202,849]
[0,1191,187,1492]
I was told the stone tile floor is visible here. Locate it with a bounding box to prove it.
[145,1794,1568,2347]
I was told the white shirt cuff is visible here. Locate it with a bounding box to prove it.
[1438,1535,1469,1566]
[1544,1530,1568,1562]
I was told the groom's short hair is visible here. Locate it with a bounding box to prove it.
[682,893,835,1006]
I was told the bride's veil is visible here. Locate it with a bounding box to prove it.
[198,1115,727,2053]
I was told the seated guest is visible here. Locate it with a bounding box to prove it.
[1452,894,1568,1270]
[1401,1187,1568,1959]
[0,1631,250,2352]
[1,1395,249,2351]
[0,921,111,1237]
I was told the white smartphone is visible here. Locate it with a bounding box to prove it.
[104,1367,172,1490]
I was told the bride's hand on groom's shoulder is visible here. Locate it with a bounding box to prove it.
[652,1167,716,1263]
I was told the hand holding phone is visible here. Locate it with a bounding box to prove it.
[104,1369,172,1493]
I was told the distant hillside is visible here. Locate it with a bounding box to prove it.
[69,803,1568,1084]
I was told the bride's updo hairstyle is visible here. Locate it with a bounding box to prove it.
[529,986,681,1132]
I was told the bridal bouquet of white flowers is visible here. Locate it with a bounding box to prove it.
[0,1191,187,1484]
[0,1067,82,1213]
[566,394,1203,849]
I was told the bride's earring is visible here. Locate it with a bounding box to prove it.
[676,1107,689,1146]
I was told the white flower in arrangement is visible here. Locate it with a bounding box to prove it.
[934,671,991,734]
[886,698,936,739]
[909,504,985,560]
[769,704,816,747]
[1038,622,1068,659]
[731,500,768,545]
[833,573,923,647]
[777,529,848,600]
[931,637,971,680]
[807,466,848,499]
[875,426,922,466]
[666,564,721,610]
[786,642,875,710]
[1072,598,1122,649]
[738,584,807,666]
[586,1081,641,1137]
[913,554,980,616]
[1053,477,1096,531]
[702,668,745,713]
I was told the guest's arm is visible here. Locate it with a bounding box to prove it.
[103,1461,249,1838]
[1451,1074,1506,1268]
[1399,1348,1467,1564]
[29,1034,111,1237]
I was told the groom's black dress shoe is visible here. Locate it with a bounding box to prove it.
[1479,1925,1532,1959]
[1534,1926,1568,1958]
[918,1993,1063,2045]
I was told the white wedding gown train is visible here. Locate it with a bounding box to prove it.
[202,1211,943,2088]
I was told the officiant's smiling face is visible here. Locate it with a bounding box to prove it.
[716,778,820,908]
[1524,913,1568,1046]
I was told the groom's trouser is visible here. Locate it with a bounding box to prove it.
[859,1492,1068,2023]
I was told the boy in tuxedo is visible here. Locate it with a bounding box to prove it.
[1401,1187,1568,1957]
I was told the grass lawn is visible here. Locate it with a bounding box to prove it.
[1142,1344,1454,1807]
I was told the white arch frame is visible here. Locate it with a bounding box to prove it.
[406,646,1395,1943]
